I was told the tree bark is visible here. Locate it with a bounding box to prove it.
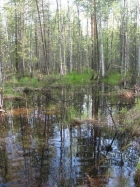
[35,0,49,75]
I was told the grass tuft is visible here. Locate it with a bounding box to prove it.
[61,70,93,85]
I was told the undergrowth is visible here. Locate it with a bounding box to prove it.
[118,99,140,136]
[102,72,131,86]
[2,70,133,96]
[18,77,39,87]
[60,70,93,85]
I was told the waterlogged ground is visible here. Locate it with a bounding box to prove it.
[0,85,139,187]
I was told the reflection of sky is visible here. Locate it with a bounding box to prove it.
[108,166,135,187]
[3,106,140,187]
[47,122,139,186]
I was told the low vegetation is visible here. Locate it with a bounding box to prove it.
[118,100,140,136]
[134,169,140,187]
[3,70,130,95]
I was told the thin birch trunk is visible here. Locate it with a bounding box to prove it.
[85,18,90,72]
[21,4,25,77]
[137,0,140,78]
[67,0,73,73]
[99,19,105,77]
[76,2,82,72]
[56,0,63,75]
[35,0,49,74]
[15,1,19,72]
[123,0,129,87]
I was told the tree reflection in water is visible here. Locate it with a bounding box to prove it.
[0,86,138,187]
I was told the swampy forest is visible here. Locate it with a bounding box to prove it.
[0,0,140,187]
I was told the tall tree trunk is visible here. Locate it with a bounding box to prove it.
[35,23,41,71]
[91,0,100,80]
[56,0,63,75]
[21,4,25,77]
[42,0,49,73]
[91,13,94,71]
[76,2,82,72]
[99,18,105,77]
[15,0,19,72]
[85,18,90,71]
[35,0,49,75]
[93,0,100,75]
[67,0,73,73]
[123,0,129,87]
[137,0,140,80]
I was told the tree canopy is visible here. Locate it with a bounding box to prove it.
[0,0,139,84]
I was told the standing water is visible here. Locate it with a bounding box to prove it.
[0,85,139,187]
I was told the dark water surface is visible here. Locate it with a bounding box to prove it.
[0,85,139,187]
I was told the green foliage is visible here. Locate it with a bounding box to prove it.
[19,77,29,84]
[67,105,82,123]
[67,106,77,120]
[19,77,39,87]
[119,107,127,114]
[4,87,17,96]
[137,161,140,170]
[134,99,140,110]
[61,70,92,85]
[30,78,39,87]
[102,73,123,85]
[117,98,140,136]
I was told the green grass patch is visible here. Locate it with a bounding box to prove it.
[102,73,123,85]
[102,72,132,86]
[18,77,39,87]
[60,70,92,85]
